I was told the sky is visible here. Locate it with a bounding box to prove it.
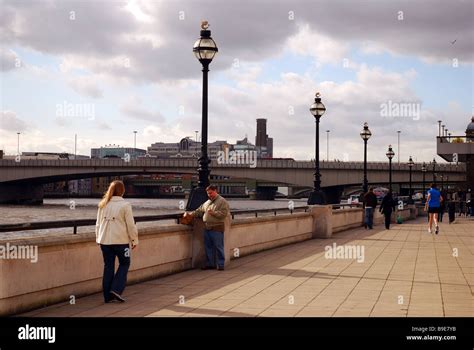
[0,0,473,162]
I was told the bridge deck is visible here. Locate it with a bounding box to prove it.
[22,217,473,317]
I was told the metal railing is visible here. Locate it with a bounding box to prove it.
[0,204,364,234]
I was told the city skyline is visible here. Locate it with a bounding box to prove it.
[1,0,472,162]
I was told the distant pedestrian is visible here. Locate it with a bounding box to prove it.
[448,200,456,224]
[183,185,230,270]
[96,180,138,303]
[379,191,396,229]
[425,183,443,234]
[459,200,465,217]
[438,190,447,222]
[468,199,474,217]
[363,187,378,229]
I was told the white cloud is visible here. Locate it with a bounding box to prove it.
[120,96,165,122]
[168,64,432,161]
[2,0,471,84]
[68,76,103,98]
[287,24,350,64]
[0,47,20,71]
[0,110,27,131]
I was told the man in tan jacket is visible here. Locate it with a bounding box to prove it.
[184,185,230,270]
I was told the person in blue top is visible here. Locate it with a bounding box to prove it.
[424,183,443,234]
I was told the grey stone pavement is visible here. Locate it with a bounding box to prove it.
[21,217,473,317]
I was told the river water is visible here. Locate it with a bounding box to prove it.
[0,198,307,239]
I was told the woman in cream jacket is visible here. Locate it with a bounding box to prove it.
[95,180,138,303]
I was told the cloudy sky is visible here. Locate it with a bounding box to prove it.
[1,0,472,162]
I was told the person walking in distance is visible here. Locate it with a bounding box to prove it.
[183,185,230,270]
[363,187,378,229]
[425,183,443,234]
[438,189,447,222]
[96,180,138,303]
[379,191,396,230]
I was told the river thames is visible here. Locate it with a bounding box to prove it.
[0,198,308,238]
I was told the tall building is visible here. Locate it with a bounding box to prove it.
[255,118,273,158]
[256,118,267,148]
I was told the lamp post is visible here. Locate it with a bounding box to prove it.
[360,122,372,194]
[397,130,401,165]
[326,130,330,162]
[440,174,444,191]
[432,158,437,184]
[386,145,395,192]
[186,21,218,210]
[307,92,327,205]
[408,156,414,204]
[421,162,427,203]
[17,132,20,155]
[442,125,445,137]
[133,131,137,149]
[437,120,442,137]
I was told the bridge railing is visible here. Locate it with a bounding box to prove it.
[0,204,362,234]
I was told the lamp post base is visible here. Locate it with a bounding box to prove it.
[186,187,209,211]
[307,190,326,205]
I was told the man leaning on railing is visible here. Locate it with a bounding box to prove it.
[183,185,230,271]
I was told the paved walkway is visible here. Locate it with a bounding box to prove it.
[22,217,473,317]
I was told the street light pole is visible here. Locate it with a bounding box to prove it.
[360,122,372,194]
[17,132,20,155]
[386,145,395,192]
[326,130,330,162]
[397,130,401,165]
[421,162,427,203]
[408,156,414,204]
[133,131,137,149]
[307,92,327,205]
[432,158,437,184]
[437,120,442,137]
[186,21,218,210]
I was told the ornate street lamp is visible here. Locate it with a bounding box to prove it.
[386,145,395,192]
[307,92,327,205]
[186,21,218,210]
[360,122,372,194]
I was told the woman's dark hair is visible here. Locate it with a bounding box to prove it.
[430,183,437,188]
[385,191,393,199]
